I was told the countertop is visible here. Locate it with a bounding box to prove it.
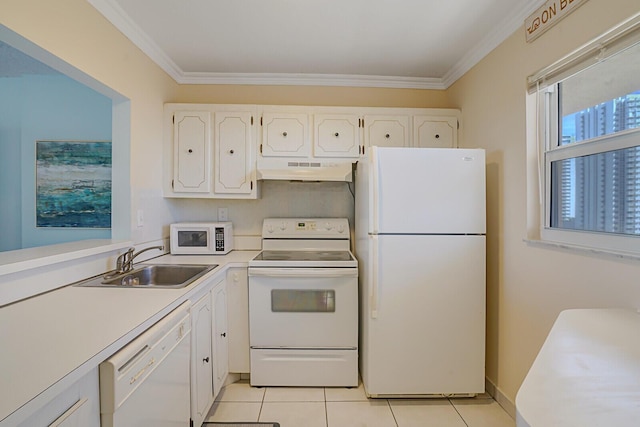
[0,250,258,425]
[515,308,640,427]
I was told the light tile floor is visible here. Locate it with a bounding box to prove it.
[204,381,515,427]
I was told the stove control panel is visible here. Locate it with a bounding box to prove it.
[263,218,349,238]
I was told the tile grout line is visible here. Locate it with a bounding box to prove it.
[324,387,329,427]
[257,386,266,422]
[386,399,400,427]
[448,398,470,427]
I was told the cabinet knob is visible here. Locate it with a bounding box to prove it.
[334,132,339,137]
[203,357,209,363]
[229,149,234,154]
[221,332,226,337]
[385,134,390,139]
[282,131,288,137]
[188,149,193,153]
[435,134,440,139]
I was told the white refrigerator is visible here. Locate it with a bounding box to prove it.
[354,146,486,397]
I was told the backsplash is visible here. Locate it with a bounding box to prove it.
[163,180,355,239]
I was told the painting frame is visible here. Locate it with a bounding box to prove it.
[35,140,112,229]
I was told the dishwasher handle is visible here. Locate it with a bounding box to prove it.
[99,302,191,412]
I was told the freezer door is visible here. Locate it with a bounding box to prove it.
[371,147,486,234]
[360,234,486,396]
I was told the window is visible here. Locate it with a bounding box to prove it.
[530,14,640,254]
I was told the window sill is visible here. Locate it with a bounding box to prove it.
[0,240,134,307]
[523,238,640,262]
[0,240,132,277]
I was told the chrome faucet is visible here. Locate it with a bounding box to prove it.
[114,245,164,275]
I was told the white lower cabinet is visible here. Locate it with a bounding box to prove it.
[190,291,214,427]
[212,279,229,398]
[18,367,100,427]
[190,276,229,426]
[226,267,250,373]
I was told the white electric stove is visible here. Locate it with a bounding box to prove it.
[248,218,359,387]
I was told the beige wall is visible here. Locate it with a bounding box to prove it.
[1,0,452,248]
[448,0,640,404]
[175,84,451,108]
[9,0,639,409]
[1,0,181,245]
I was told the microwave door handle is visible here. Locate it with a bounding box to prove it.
[248,268,358,278]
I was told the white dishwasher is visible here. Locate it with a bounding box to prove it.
[99,302,191,427]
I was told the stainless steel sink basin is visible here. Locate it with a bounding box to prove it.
[75,264,218,289]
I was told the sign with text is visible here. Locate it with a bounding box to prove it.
[525,0,588,43]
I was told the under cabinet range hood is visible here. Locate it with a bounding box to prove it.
[256,160,355,182]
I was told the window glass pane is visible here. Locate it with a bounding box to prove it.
[271,289,335,312]
[550,146,640,235]
[559,42,640,146]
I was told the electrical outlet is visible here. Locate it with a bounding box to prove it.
[218,207,228,221]
[136,209,144,227]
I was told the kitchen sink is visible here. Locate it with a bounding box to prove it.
[75,264,218,289]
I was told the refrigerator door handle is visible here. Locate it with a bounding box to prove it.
[371,235,379,319]
[370,147,379,234]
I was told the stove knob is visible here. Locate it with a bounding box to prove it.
[324,222,334,230]
[267,225,274,233]
[338,224,346,233]
[279,221,287,231]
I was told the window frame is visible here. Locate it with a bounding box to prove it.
[538,67,640,255]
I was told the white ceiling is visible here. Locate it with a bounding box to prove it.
[89,0,546,89]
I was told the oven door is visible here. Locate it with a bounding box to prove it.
[248,267,358,348]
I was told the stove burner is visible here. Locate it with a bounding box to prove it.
[256,250,354,263]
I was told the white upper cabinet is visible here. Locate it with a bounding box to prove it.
[173,111,211,193]
[164,104,259,199]
[165,105,462,197]
[363,115,410,149]
[313,114,361,158]
[413,115,458,148]
[261,112,310,157]
[214,111,256,196]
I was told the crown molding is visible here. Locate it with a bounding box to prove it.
[90,0,546,90]
[177,72,446,89]
[88,0,184,80]
[442,0,547,88]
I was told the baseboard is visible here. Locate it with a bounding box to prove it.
[485,377,516,419]
[224,373,242,387]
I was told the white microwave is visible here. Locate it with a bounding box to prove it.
[170,222,234,255]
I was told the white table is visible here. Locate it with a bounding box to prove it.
[516,308,640,426]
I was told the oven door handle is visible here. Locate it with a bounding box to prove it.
[249,268,358,278]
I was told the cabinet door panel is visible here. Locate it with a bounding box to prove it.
[314,114,360,158]
[212,281,229,398]
[413,116,457,148]
[173,111,211,192]
[227,268,250,373]
[364,115,410,149]
[191,294,213,426]
[18,368,100,427]
[214,112,254,194]
[261,113,310,157]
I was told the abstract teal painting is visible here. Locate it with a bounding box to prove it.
[36,140,112,228]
